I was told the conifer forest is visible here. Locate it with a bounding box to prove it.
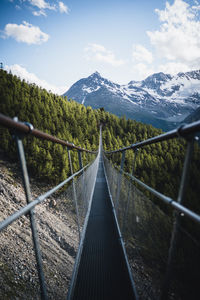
[1,69,200,299]
[1,69,199,214]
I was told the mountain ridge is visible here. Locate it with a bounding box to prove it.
[63,70,200,131]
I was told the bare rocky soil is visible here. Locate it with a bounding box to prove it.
[0,152,79,300]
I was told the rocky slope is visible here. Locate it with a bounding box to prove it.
[0,152,78,300]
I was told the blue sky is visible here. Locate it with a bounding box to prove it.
[0,0,200,94]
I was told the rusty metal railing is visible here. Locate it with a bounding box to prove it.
[0,113,98,299]
[1,112,200,299]
[104,120,200,300]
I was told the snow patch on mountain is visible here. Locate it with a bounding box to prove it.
[161,76,200,98]
[64,70,200,129]
[81,96,86,104]
[82,85,100,94]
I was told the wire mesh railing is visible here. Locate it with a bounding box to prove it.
[1,112,200,299]
[103,120,200,300]
[0,113,99,299]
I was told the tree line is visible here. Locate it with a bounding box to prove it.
[1,69,199,299]
[0,69,199,215]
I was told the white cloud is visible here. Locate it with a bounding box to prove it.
[10,1,70,17]
[29,0,56,16]
[58,1,69,14]
[84,43,125,67]
[15,5,21,10]
[33,10,47,16]
[132,44,153,64]
[3,21,49,44]
[158,62,190,75]
[132,63,156,80]
[28,0,69,15]
[29,0,55,10]
[29,0,46,9]
[147,0,200,70]
[86,43,106,53]
[5,64,68,95]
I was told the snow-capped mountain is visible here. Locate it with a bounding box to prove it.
[63,70,200,130]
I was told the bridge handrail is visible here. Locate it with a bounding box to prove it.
[0,112,98,299]
[0,162,91,232]
[103,120,200,300]
[0,113,96,153]
[106,120,200,154]
[123,168,200,224]
[103,152,200,224]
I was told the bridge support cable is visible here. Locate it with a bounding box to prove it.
[13,121,48,300]
[1,112,200,299]
[68,147,81,241]
[0,113,96,153]
[103,124,200,299]
[67,129,138,300]
[102,154,138,300]
[66,150,100,300]
[103,154,171,299]
[118,169,200,224]
[78,150,87,218]
[115,150,126,215]
[160,135,196,300]
[0,162,93,231]
[121,148,138,235]
[0,113,98,299]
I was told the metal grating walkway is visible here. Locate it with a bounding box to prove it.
[69,156,137,300]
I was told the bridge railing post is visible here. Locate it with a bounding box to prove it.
[160,135,195,300]
[78,150,83,169]
[67,147,81,241]
[86,152,89,164]
[78,150,87,217]
[122,148,138,235]
[115,150,126,215]
[13,117,48,300]
[107,154,117,199]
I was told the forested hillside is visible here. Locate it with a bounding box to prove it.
[0,69,200,214]
[0,70,99,182]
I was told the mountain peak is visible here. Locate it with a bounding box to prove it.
[90,71,101,77]
[63,69,200,131]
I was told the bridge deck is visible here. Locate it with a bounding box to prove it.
[69,156,137,300]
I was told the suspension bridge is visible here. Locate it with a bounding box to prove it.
[0,113,200,300]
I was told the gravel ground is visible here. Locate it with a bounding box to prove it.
[0,153,79,300]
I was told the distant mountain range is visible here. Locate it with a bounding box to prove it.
[63,70,200,131]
